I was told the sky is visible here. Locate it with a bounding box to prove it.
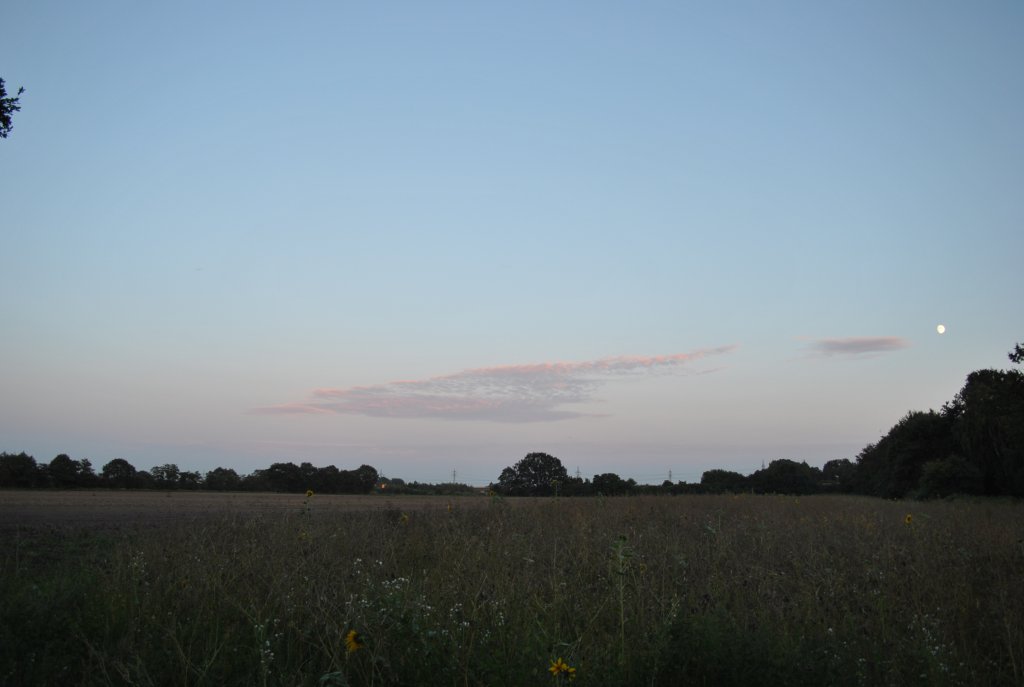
[1,1,1022,486]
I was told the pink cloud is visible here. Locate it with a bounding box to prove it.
[252,346,736,423]
[808,336,910,357]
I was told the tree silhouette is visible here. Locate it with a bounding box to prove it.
[854,411,955,498]
[0,78,25,139]
[749,459,822,495]
[822,458,856,492]
[264,462,303,492]
[1010,342,1023,365]
[353,464,379,494]
[592,472,633,496]
[101,458,138,488]
[49,454,80,488]
[151,463,181,489]
[204,467,241,491]
[0,452,39,487]
[495,453,568,496]
[700,469,747,494]
[945,368,1024,496]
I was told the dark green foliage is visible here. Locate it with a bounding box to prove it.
[854,411,956,498]
[917,455,984,498]
[655,610,827,686]
[263,461,303,492]
[0,78,24,139]
[822,458,856,492]
[749,459,822,495]
[848,343,1024,498]
[240,469,271,492]
[258,461,379,494]
[353,464,379,494]
[592,472,635,496]
[133,469,156,489]
[47,454,79,488]
[559,475,589,496]
[100,458,138,488]
[1,452,378,495]
[944,368,1024,496]
[0,452,40,487]
[77,458,97,486]
[204,466,241,490]
[495,452,569,495]
[150,462,181,489]
[700,469,748,493]
[178,469,202,489]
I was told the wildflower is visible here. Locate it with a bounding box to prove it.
[345,629,365,653]
[549,657,576,679]
[904,514,913,525]
[399,512,409,525]
[306,489,314,498]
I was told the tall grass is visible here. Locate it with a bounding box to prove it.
[1,494,1022,685]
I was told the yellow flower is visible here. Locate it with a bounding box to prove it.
[904,513,913,525]
[549,657,575,678]
[345,629,365,653]
[306,489,314,498]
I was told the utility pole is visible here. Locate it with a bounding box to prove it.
[451,469,457,484]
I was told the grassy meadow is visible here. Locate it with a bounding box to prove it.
[1,492,1022,686]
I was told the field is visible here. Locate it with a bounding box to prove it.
[1,491,1022,686]
[0,490,491,529]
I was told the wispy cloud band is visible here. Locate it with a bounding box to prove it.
[807,336,910,357]
[254,346,736,423]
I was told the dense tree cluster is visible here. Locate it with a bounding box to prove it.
[491,455,825,497]
[491,343,1024,499]
[494,453,569,496]
[0,455,378,494]
[833,345,1023,498]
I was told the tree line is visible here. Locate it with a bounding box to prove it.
[492,343,1024,498]
[489,452,831,497]
[0,455,379,495]
[4,343,1020,499]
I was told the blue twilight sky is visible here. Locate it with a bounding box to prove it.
[1,2,1021,485]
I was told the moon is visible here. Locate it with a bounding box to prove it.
[936,324,946,334]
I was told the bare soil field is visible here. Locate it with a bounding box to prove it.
[0,489,489,529]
